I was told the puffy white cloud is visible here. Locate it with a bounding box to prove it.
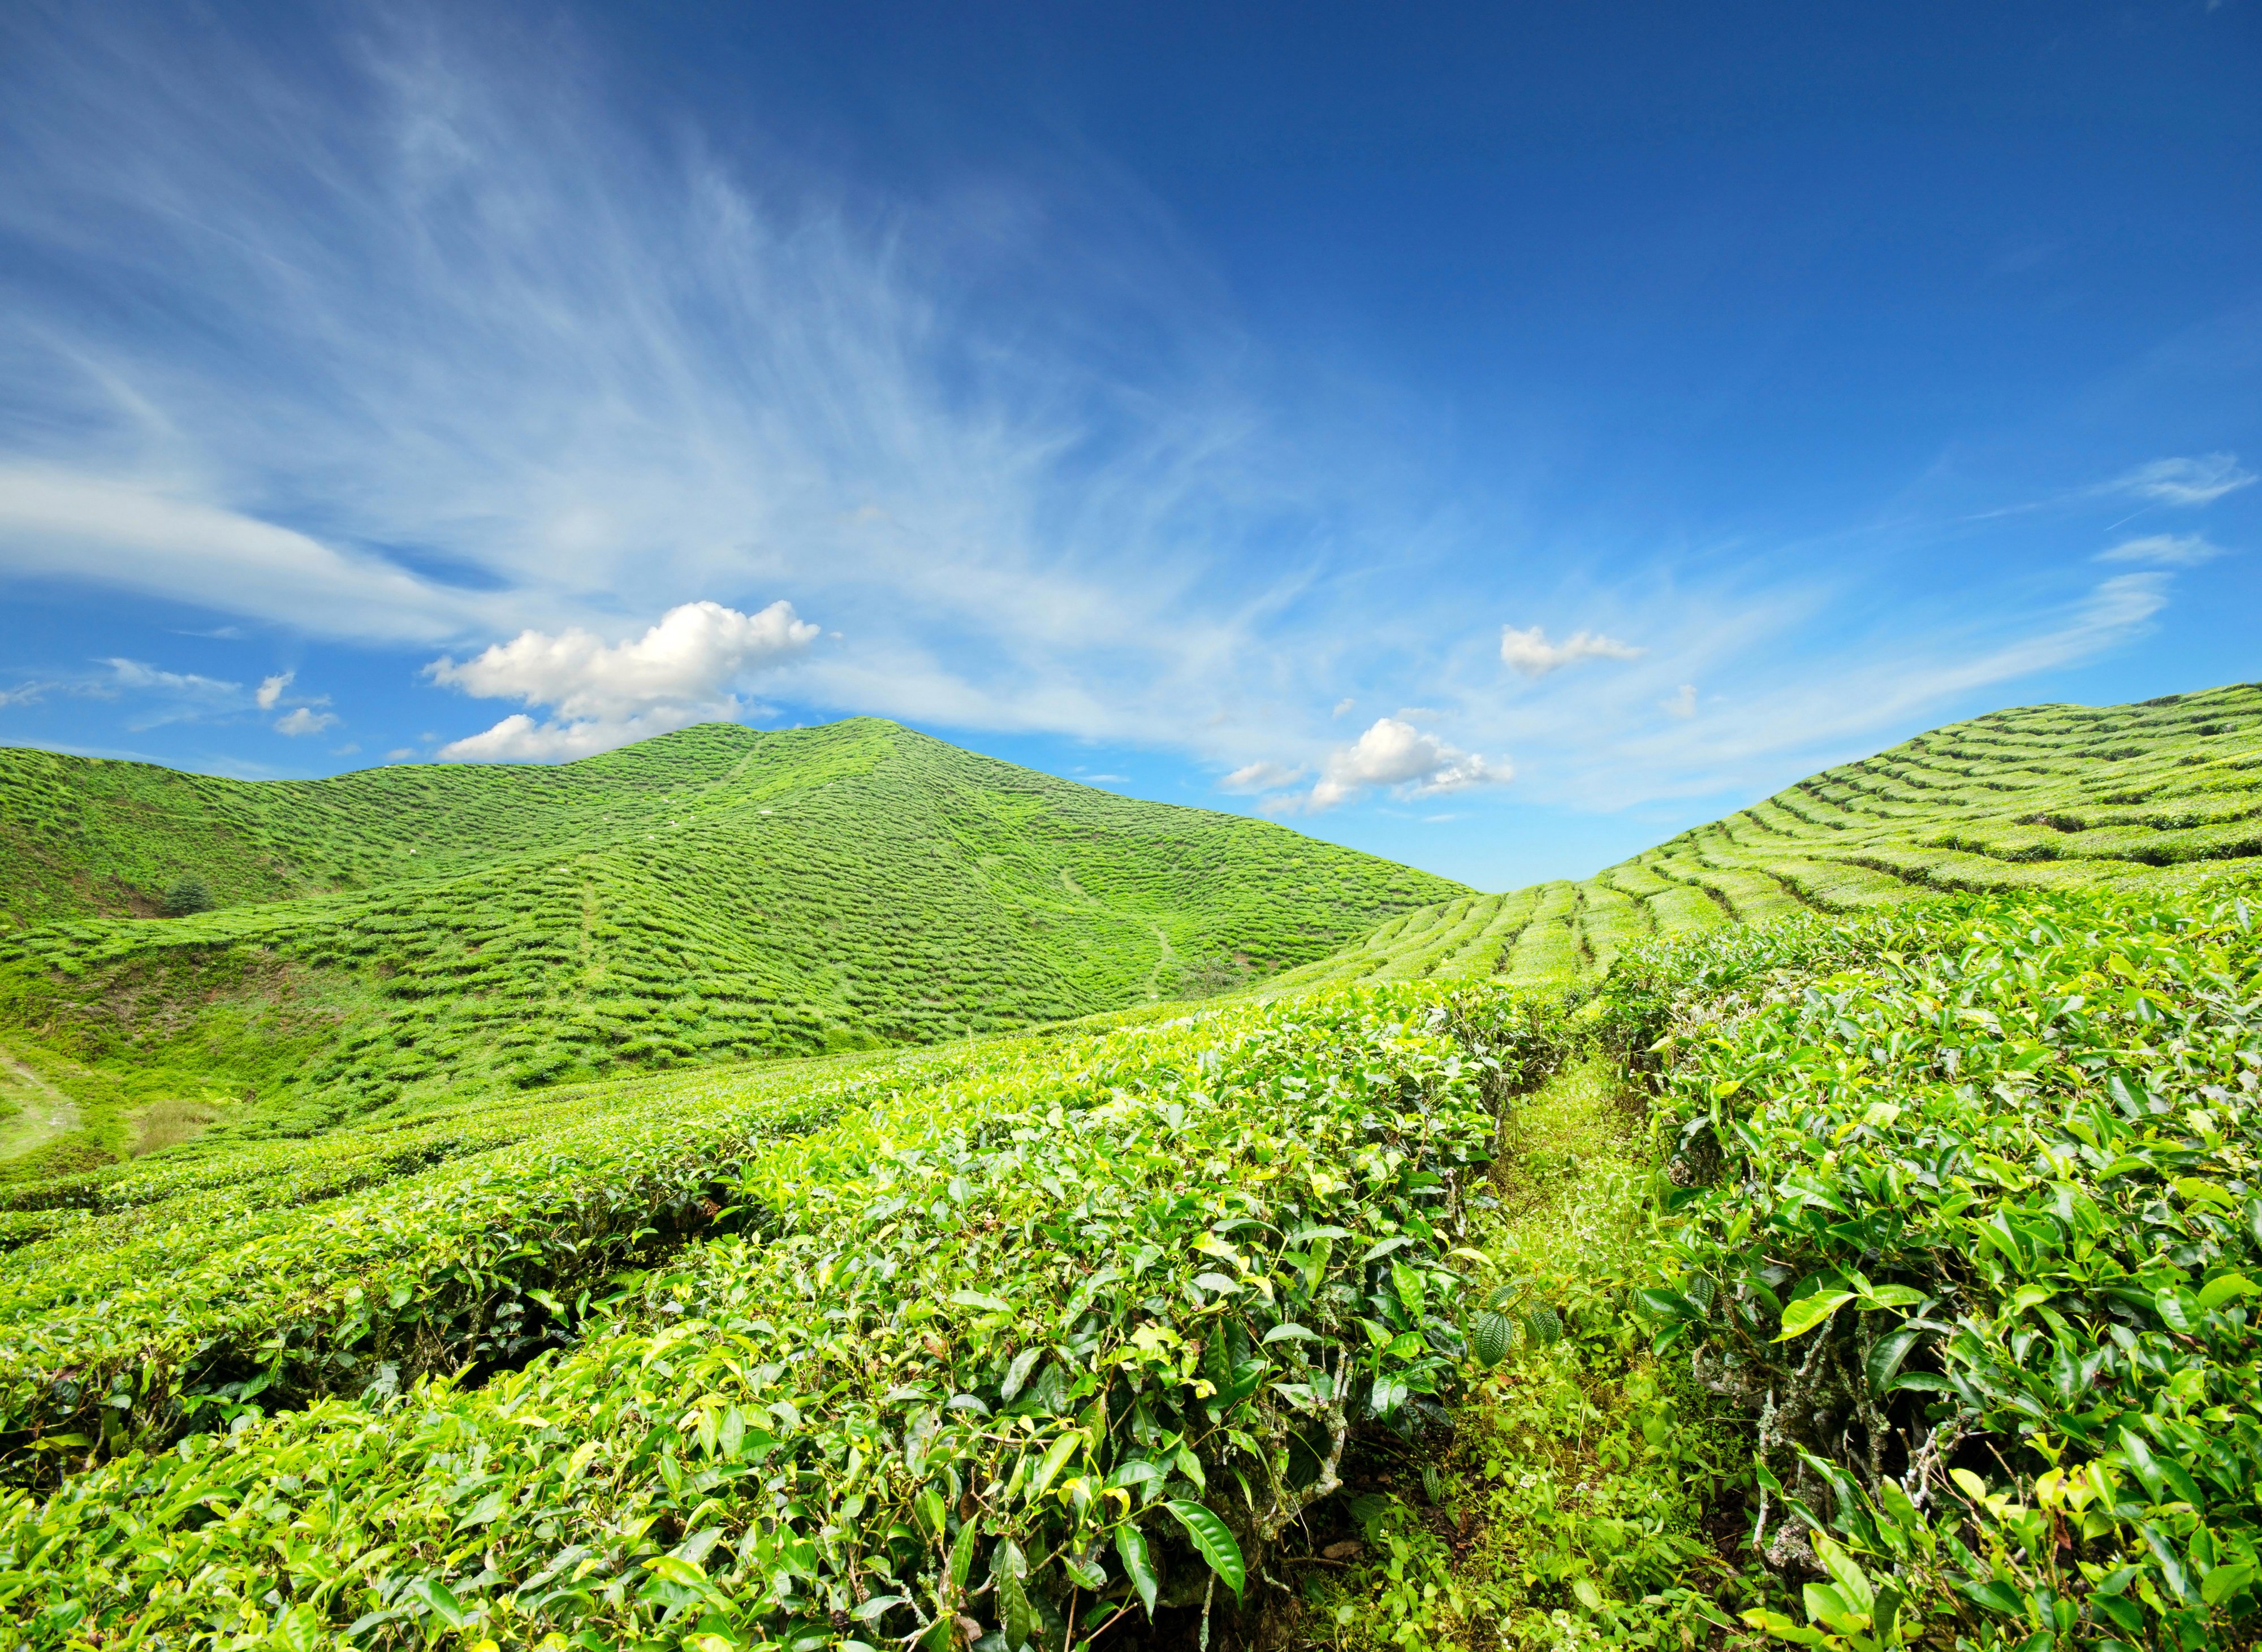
[1298,717,1511,811]
[2112,453,2256,508]
[273,706,339,736]
[1499,624,1644,678]
[435,712,684,762]
[2096,533,2228,567]
[1218,759,1306,794]
[256,671,293,710]
[429,600,819,761]
[1661,684,1697,719]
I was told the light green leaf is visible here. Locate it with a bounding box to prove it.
[1029,1430,1082,1500]
[1740,1607,1830,1646]
[948,1515,980,1595]
[2196,1272,2256,1313]
[1812,1535,1874,1614]
[1858,1284,1924,1310]
[1775,1291,1854,1341]
[1262,1322,1320,1344]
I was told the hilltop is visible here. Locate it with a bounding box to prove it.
[1269,677,2262,991]
[0,719,1462,1164]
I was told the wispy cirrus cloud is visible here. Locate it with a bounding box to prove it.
[1218,759,1306,794]
[0,6,2237,814]
[2096,533,2230,567]
[2110,453,2256,508]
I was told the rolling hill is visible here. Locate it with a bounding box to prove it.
[1265,677,2262,991]
[0,718,1464,1164]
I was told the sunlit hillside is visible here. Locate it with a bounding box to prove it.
[1266,678,2262,991]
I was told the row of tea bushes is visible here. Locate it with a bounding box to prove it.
[0,982,1573,1648]
[1611,884,2262,1648]
[0,1048,945,1479]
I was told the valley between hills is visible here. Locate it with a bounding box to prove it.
[2,681,2260,1651]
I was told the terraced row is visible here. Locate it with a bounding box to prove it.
[1262,678,2262,992]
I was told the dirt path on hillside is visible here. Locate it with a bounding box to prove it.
[0,1047,81,1162]
[1056,867,1178,1001]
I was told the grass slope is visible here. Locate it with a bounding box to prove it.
[1268,678,2262,993]
[0,719,1462,1160]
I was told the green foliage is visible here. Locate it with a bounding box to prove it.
[157,877,212,918]
[0,980,1575,1647]
[0,720,1462,1136]
[1609,882,2262,1648]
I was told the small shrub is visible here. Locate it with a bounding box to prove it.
[157,879,212,918]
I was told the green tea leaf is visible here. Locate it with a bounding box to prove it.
[1115,1522,1159,1618]
[1775,1291,1853,1341]
[1164,1499,1246,1599]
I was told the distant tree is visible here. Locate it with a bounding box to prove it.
[159,877,213,917]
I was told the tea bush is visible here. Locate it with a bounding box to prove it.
[1613,884,2262,1648]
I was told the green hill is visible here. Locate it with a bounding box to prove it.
[0,719,1464,1162]
[1270,678,2262,991]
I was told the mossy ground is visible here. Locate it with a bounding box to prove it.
[1292,1057,1758,1650]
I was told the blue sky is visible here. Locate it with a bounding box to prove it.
[1,1,2256,890]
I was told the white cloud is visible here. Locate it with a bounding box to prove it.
[1332,698,1356,717]
[1661,684,1697,719]
[256,671,293,710]
[1294,717,1511,812]
[1499,624,1644,678]
[98,658,242,704]
[2112,453,2256,507]
[0,466,519,643]
[0,681,53,709]
[1218,759,1306,794]
[429,599,818,760]
[2096,533,2228,568]
[385,747,416,761]
[274,706,339,736]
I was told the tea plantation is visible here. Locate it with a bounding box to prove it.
[1266,679,2262,992]
[0,720,1461,1169]
[2,684,2259,1651]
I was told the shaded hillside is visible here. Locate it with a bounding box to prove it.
[1268,678,2262,991]
[0,719,1462,1157]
